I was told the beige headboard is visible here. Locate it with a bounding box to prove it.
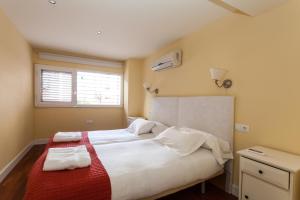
[150,96,235,193]
[150,96,234,145]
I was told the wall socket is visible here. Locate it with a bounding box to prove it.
[235,123,250,133]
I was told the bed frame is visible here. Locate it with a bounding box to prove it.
[148,96,235,198]
[143,170,224,200]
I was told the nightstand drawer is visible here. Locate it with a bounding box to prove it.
[241,173,289,200]
[240,157,290,190]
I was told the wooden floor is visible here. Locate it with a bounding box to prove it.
[0,145,237,200]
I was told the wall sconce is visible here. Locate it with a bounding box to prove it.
[209,68,232,89]
[143,82,159,94]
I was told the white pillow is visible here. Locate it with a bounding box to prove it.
[154,127,208,156]
[202,134,233,165]
[127,119,155,135]
[169,127,233,165]
[151,121,168,136]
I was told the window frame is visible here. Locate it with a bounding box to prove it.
[35,64,123,108]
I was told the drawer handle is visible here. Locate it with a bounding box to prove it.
[258,170,263,174]
[245,195,249,199]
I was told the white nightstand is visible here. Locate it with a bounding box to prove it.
[238,146,300,200]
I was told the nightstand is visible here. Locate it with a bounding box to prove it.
[238,146,300,200]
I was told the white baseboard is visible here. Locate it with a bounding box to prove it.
[231,184,239,197]
[33,138,49,145]
[0,138,49,183]
[0,142,33,183]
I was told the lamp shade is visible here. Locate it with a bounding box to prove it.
[209,68,227,80]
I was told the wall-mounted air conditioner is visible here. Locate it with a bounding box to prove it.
[152,50,182,71]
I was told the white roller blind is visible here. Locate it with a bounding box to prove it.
[41,69,72,103]
[36,65,123,107]
[77,71,121,106]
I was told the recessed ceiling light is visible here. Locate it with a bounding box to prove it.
[96,31,102,37]
[48,0,56,5]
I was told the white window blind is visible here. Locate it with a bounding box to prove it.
[41,70,72,103]
[35,64,122,107]
[77,71,121,106]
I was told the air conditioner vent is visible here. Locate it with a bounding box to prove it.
[152,50,182,71]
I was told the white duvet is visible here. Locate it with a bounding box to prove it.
[94,139,223,200]
[88,129,156,145]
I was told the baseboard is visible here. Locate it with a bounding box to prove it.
[33,138,49,145]
[231,184,239,197]
[0,138,49,183]
[0,142,33,183]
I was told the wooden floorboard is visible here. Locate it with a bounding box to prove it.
[0,145,45,200]
[0,144,237,200]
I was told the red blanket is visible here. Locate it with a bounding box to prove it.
[24,132,111,200]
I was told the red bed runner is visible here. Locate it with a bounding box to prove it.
[24,132,111,200]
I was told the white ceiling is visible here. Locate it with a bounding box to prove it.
[0,0,230,60]
[221,0,287,16]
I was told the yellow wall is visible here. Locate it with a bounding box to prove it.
[124,59,144,123]
[0,10,34,171]
[143,0,300,185]
[33,51,125,138]
[124,61,129,125]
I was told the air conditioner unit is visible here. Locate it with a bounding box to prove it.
[152,50,182,71]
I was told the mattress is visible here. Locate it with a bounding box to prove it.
[88,129,156,145]
[93,139,223,200]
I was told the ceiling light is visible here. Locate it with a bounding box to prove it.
[48,0,56,5]
[96,31,102,36]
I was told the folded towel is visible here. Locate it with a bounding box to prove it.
[48,145,87,153]
[43,145,91,171]
[53,132,82,142]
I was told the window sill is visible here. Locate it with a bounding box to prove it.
[35,104,123,108]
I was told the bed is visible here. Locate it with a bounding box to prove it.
[88,129,158,145]
[94,139,224,200]
[25,96,234,200]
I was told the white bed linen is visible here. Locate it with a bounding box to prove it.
[88,129,156,145]
[94,139,223,200]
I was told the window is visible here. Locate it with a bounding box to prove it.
[77,71,121,105]
[35,65,122,107]
[41,70,72,103]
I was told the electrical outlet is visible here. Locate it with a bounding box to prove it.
[235,123,250,133]
[86,119,94,124]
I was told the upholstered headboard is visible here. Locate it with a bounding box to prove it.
[150,96,235,193]
[149,96,234,145]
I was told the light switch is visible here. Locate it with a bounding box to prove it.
[235,123,250,133]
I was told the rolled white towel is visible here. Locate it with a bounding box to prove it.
[43,145,91,171]
[53,132,82,142]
